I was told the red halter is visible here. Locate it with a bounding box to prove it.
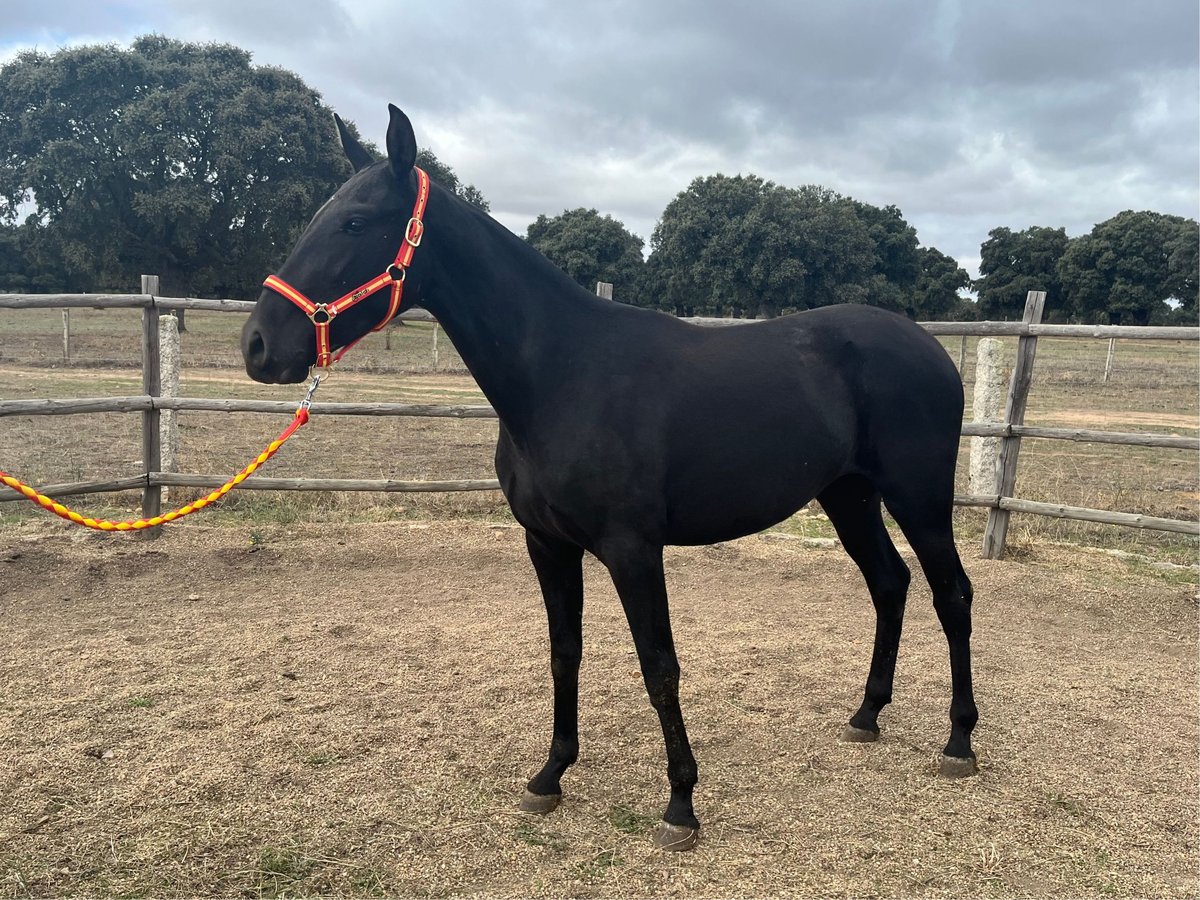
[262,167,431,369]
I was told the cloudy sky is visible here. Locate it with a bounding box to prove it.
[4,0,1198,277]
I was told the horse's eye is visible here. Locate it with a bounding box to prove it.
[342,217,367,235]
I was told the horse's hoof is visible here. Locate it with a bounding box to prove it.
[939,754,979,778]
[653,821,700,852]
[519,790,561,814]
[840,724,880,743]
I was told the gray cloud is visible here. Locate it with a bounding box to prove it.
[3,0,1196,278]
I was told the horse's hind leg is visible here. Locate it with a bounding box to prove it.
[818,475,911,743]
[520,530,585,813]
[882,482,979,777]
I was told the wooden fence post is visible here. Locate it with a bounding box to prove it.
[596,282,614,301]
[139,274,162,537]
[432,323,440,368]
[982,290,1046,559]
[956,334,967,375]
[62,309,71,363]
[1103,337,1117,383]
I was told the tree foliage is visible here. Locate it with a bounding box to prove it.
[1058,210,1198,325]
[974,226,1070,321]
[524,207,644,301]
[0,36,356,296]
[911,246,972,320]
[0,224,34,291]
[647,174,770,315]
[649,175,890,318]
[849,201,921,313]
[415,149,490,212]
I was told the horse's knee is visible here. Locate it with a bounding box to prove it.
[953,571,974,605]
[880,559,912,597]
[932,588,972,636]
[643,663,681,710]
[550,651,581,680]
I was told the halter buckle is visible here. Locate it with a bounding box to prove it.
[405,217,424,248]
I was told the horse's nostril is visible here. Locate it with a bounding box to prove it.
[244,329,266,366]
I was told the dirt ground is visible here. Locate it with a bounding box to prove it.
[1,518,1196,898]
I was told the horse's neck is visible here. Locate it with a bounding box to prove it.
[420,201,606,430]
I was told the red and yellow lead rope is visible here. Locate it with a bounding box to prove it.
[1,379,320,531]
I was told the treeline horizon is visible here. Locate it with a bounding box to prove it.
[1,37,1194,326]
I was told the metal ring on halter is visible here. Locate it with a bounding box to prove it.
[387,264,407,282]
[308,304,335,325]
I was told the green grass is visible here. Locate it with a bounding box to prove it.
[608,804,657,835]
[348,868,390,897]
[303,751,342,767]
[571,849,624,882]
[250,847,316,899]
[1041,790,1091,819]
[1121,556,1199,586]
[513,822,568,852]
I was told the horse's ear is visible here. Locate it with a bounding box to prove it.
[334,113,374,173]
[386,103,418,177]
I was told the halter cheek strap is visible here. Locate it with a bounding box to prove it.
[263,167,431,369]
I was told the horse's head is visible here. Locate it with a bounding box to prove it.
[242,104,430,383]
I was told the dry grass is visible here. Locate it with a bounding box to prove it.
[1,519,1196,898]
[1,311,1197,896]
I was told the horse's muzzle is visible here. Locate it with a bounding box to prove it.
[241,319,310,384]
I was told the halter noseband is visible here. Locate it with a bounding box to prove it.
[262,167,431,369]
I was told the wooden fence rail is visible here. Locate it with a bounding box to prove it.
[3,397,1196,451]
[1,286,1196,556]
[0,397,497,418]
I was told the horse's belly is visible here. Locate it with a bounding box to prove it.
[662,467,832,546]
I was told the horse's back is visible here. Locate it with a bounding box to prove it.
[665,304,963,441]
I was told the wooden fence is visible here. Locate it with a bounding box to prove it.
[1,285,1196,559]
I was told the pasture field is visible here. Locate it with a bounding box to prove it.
[1,307,1196,562]
[0,308,1197,897]
[0,519,1196,898]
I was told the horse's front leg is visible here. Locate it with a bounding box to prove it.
[603,539,700,851]
[520,530,585,814]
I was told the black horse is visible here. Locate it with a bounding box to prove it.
[242,105,978,851]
